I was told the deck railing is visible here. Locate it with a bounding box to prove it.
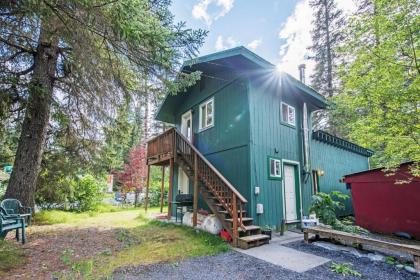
[147,128,248,238]
[146,128,175,163]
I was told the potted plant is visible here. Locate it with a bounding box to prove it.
[261,225,272,240]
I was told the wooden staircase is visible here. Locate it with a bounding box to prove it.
[148,128,270,249]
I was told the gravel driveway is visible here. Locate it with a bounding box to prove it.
[114,241,419,280]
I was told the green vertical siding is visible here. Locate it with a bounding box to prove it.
[247,73,370,227]
[170,73,252,215]
[247,74,305,228]
[310,140,369,215]
[166,64,370,225]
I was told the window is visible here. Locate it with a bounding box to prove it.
[268,157,282,179]
[281,102,296,126]
[199,98,214,131]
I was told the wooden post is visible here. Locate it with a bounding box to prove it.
[167,158,174,219]
[160,166,165,213]
[414,255,420,274]
[232,194,238,247]
[304,231,309,244]
[144,165,151,212]
[193,153,198,227]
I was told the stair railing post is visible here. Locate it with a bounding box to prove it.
[193,152,199,227]
[167,158,174,219]
[159,166,165,213]
[232,193,238,246]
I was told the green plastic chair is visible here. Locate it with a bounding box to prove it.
[0,199,32,226]
[0,207,26,244]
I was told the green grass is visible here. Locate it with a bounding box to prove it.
[0,240,25,275]
[34,204,160,226]
[59,215,229,279]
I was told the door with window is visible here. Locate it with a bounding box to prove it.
[178,111,192,194]
[283,164,299,222]
[181,110,192,142]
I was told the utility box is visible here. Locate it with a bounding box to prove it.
[256,203,263,214]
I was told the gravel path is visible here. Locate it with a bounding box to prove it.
[114,241,419,280]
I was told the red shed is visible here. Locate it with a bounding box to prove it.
[344,162,420,239]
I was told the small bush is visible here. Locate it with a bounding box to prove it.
[309,191,369,234]
[71,174,105,212]
[309,191,349,225]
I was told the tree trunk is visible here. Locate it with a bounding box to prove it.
[5,28,58,209]
[323,0,333,98]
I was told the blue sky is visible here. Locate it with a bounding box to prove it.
[171,0,355,79]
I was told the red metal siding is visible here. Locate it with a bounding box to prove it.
[344,164,420,239]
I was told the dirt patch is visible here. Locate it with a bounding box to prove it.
[4,226,123,279]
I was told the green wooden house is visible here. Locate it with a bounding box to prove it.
[146,47,372,249]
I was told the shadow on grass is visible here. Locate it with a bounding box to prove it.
[0,240,25,276]
[6,212,229,280]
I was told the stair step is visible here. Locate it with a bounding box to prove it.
[215,203,231,207]
[219,210,246,215]
[239,225,260,232]
[239,234,270,243]
[225,217,253,223]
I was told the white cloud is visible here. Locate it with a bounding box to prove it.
[215,35,239,51]
[247,38,262,51]
[192,0,234,25]
[276,0,356,80]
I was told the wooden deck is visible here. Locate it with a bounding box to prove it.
[303,226,420,273]
[146,128,270,249]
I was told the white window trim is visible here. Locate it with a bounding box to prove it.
[281,102,296,126]
[199,97,214,131]
[269,158,282,179]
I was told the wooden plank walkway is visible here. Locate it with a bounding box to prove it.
[303,226,420,273]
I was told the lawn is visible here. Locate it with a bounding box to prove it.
[1,207,229,279]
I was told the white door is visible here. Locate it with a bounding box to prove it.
[181,111,192,142]
[179,110,191,194]
[178,167,189,194]
[284,165,298,222]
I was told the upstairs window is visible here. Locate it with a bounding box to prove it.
[199,98,214,131]
[268,157,282,180]
[281,102,296,126]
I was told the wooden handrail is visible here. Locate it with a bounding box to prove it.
[173,128,248,203]
[147,127,248,235]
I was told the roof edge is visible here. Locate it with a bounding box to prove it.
[312,130,373,157]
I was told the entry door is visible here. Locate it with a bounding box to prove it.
[179,110,191,194]
[178,167,189,194]
[284,164,298,222]
[181,110,192,142]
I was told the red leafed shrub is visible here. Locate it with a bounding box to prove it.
[114,144,148,192]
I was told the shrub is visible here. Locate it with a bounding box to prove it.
[309,191,349,225]
[71,174,105,212]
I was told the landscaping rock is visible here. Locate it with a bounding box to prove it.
[367,253,385,262]
[404,266,417,274]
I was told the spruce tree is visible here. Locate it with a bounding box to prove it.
[0,0,206,207]
[309,0,345,98]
